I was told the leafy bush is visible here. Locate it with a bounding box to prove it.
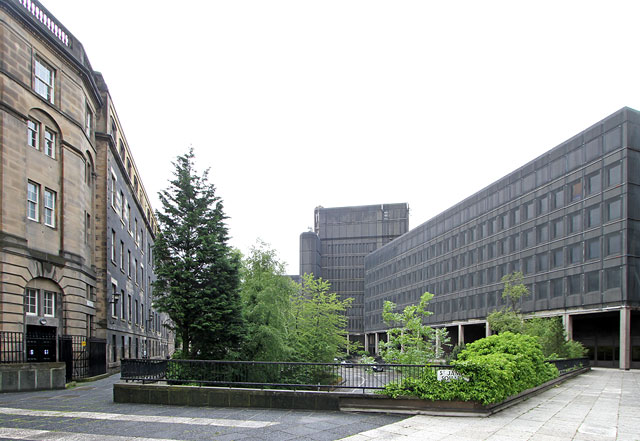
[382,332,558,405]
[523,317,587,359]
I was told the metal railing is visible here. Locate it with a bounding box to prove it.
[121,359,447,392]
[547,357,590,374]
[0,332,24,363]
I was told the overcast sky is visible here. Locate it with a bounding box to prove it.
[44,0,640,274]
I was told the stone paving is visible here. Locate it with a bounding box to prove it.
[0,373,403,440]
[0,368,636,440]
[342,368,640,441]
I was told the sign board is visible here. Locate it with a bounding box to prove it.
[81,341,86,347]
[437,369,465,382]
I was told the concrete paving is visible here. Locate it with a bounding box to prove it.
[342,368,640,441]
[0,368,636,440]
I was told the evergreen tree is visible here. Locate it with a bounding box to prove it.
[152,148,244,359]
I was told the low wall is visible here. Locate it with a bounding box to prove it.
[114,367,589,415]
[0,362,66,392]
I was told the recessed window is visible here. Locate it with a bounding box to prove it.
[536,281,548,300]
[27,120,40,149]
[523,256,534,275]
[44,128,56,158]
[551,248,563,268]
[538,195,549,215]
[605,267,621,290]
[568,275,581,295]
[111,230,117,262]
[26,288,38,315]
[568,243,582,264]
[605,198,622,222]
[606,233,622,256]
[606,162,622,187]
[586,238,600,260]
[536,253,549,272]
[552,188,564,210]
[551,218,564,239]
[536,224,549,244]
[586,171,601,195]
[85,105,92,137]
[27,181,39,221]
[569,180,582,202]
[568,212,582,234]
[34,58,55,103]
[43,291,55,317]
[44,189,56,227]
[585,204,601,228]
[586,271,600,293]
[551,278,563,297]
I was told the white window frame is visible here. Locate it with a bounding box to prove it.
[44,188,56,227]
[26,288,38,315]
[27,181,39,221]
[111,230,117,262]
[111,171,118,209]
[43,291,55,317]
[44,128,56,158]
[111,282,118,318]
[27,119,40,150]
[85,105,92,138]
[34,57,55,103]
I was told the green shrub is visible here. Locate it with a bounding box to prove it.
[382,332,558,405]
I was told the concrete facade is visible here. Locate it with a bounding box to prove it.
[0,0,171,366]
[364,108,640,369]
[300,204,409,346]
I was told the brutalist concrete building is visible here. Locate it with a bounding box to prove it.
[300,204,409,346]
[364,107,640,369]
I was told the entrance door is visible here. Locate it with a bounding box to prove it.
[26,325,57,362]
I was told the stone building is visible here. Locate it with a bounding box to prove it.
[0,0,171,368]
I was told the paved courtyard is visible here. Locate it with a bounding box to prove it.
[344,368,640,441]
[0,368,636,440]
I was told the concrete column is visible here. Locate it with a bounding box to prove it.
[346,333,350,355]
[374,332,379,355]
[620,307,631,370]
[485,321,492,337]
[458,324,464,345]
[562,313,573,340]
[364,333,369,353]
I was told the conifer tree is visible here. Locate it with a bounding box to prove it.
[153,148,244,359]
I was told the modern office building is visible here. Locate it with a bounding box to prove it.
[300,204,409,346]
[364,107,639,369]
[0,0,171,370]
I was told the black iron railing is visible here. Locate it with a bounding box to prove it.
[0,331,106,381]
[547,357,590,374]
[121,359,445,391]
[0,332,24,363]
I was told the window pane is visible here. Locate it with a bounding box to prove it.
[587,172,601,195]
[44,129,55,158]
[568,275,581,295]
[586,271,600,293]
[605,267,621,289]
[27,182,39,221]
[26,288,38,315]
[606,233,622,256]
[606,163,622,187]
[606,198,622,221]
[586,238,600,260]
[586,204,601,228]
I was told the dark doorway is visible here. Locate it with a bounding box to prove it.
[573,311,619,368]
[26,325,56,362]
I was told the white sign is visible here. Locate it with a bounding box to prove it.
[437,369,466,382]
